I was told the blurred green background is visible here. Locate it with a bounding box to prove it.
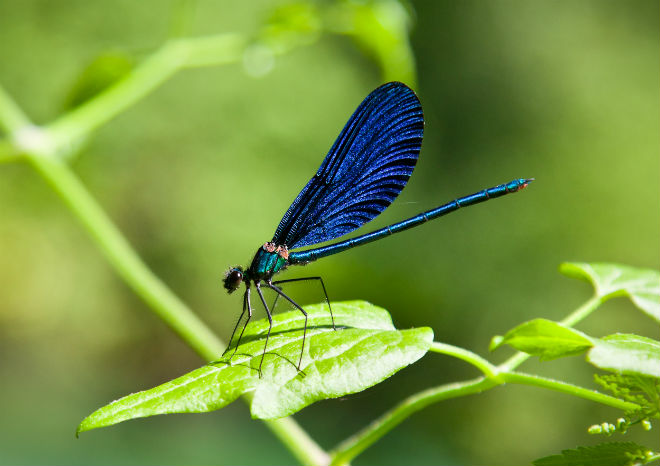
[0,1,658,464]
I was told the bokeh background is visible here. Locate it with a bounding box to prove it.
[0,1,658,464]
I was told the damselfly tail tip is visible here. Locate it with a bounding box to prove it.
[521,178,535,189]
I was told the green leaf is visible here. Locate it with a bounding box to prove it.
[261,3,321,53]
[561,263,660,322]
[533,442,656,466]
[63,51,134,110]
[491,318,593,360]
[251,325,432,419]
[489,335,504,351]
[77,301,432,433]
[323,0,417,85]
[588,334,660,379]
[594,373,659,419]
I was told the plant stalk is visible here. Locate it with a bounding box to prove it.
[330,294,632,465]
[27,153,225,360]
[46,34,246,153]
[330,377,494,466]
[25,152,327,466]
[1,28,328,464]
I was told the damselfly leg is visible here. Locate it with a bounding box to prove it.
[223,287,251,361]
[266,283,309,370]
[271,276,336,329]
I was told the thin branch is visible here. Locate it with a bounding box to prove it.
[502,371,641,412]
[45,34,246,152]
[0,25,327,465]
[430,341,500,379]
[330,377,495,466]
[266,417,331,466]
[645,453,660,464]
[330,293,626,465]
[26,153,225,360]
[25,153,327,465]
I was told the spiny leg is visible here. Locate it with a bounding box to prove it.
[270,287,281,312]
[272,276,335,330]
[225,287,252,362]
[222,289,247,357]
[255,283,273,377]
[266,283,308,370]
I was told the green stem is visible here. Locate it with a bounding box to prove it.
[46,42,184,149]
[646,453,660,464]
[266,417,330,466]
[427,345,633,410]
[330,294,629,465]
[430,342,500,379]
[0,28,325,465]
[502,371,640,412]
[26,153,225,360]
[431,342,635,412]
[330,366,643,466]
[560,294,603,327]
[46,33,246,152]
[25,153,326,466]
[330,377,494,466]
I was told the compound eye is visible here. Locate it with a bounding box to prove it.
[229,269,243,287]
[223,267,244,293]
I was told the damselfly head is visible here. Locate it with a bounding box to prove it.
[223,266,244,293]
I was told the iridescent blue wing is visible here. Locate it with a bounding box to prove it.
[272,82,424,249]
